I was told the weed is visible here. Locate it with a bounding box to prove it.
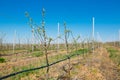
[0,57,5,63]
[32,51,43,57]
[107,48,120,66]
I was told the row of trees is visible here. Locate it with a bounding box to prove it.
[25,8,104,79]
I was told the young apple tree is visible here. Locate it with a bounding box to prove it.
[25,8,52,79]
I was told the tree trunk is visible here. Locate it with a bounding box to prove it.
[45,49,49,73]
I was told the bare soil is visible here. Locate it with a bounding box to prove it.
[0,47,120,80]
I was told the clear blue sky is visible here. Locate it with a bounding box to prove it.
[0,0,120,43]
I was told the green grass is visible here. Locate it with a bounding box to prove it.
[107,48,119,58]
[49,48,88,63]
[31,51,43,57]
[107,48,120,66]
[2,48,88,80]
[10,64,39,80]
[73,48,88,55]
[0,57,6,63]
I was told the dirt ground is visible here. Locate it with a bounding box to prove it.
[0,47,120,80]
[20,47,120,80]
[54,47,120,80]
